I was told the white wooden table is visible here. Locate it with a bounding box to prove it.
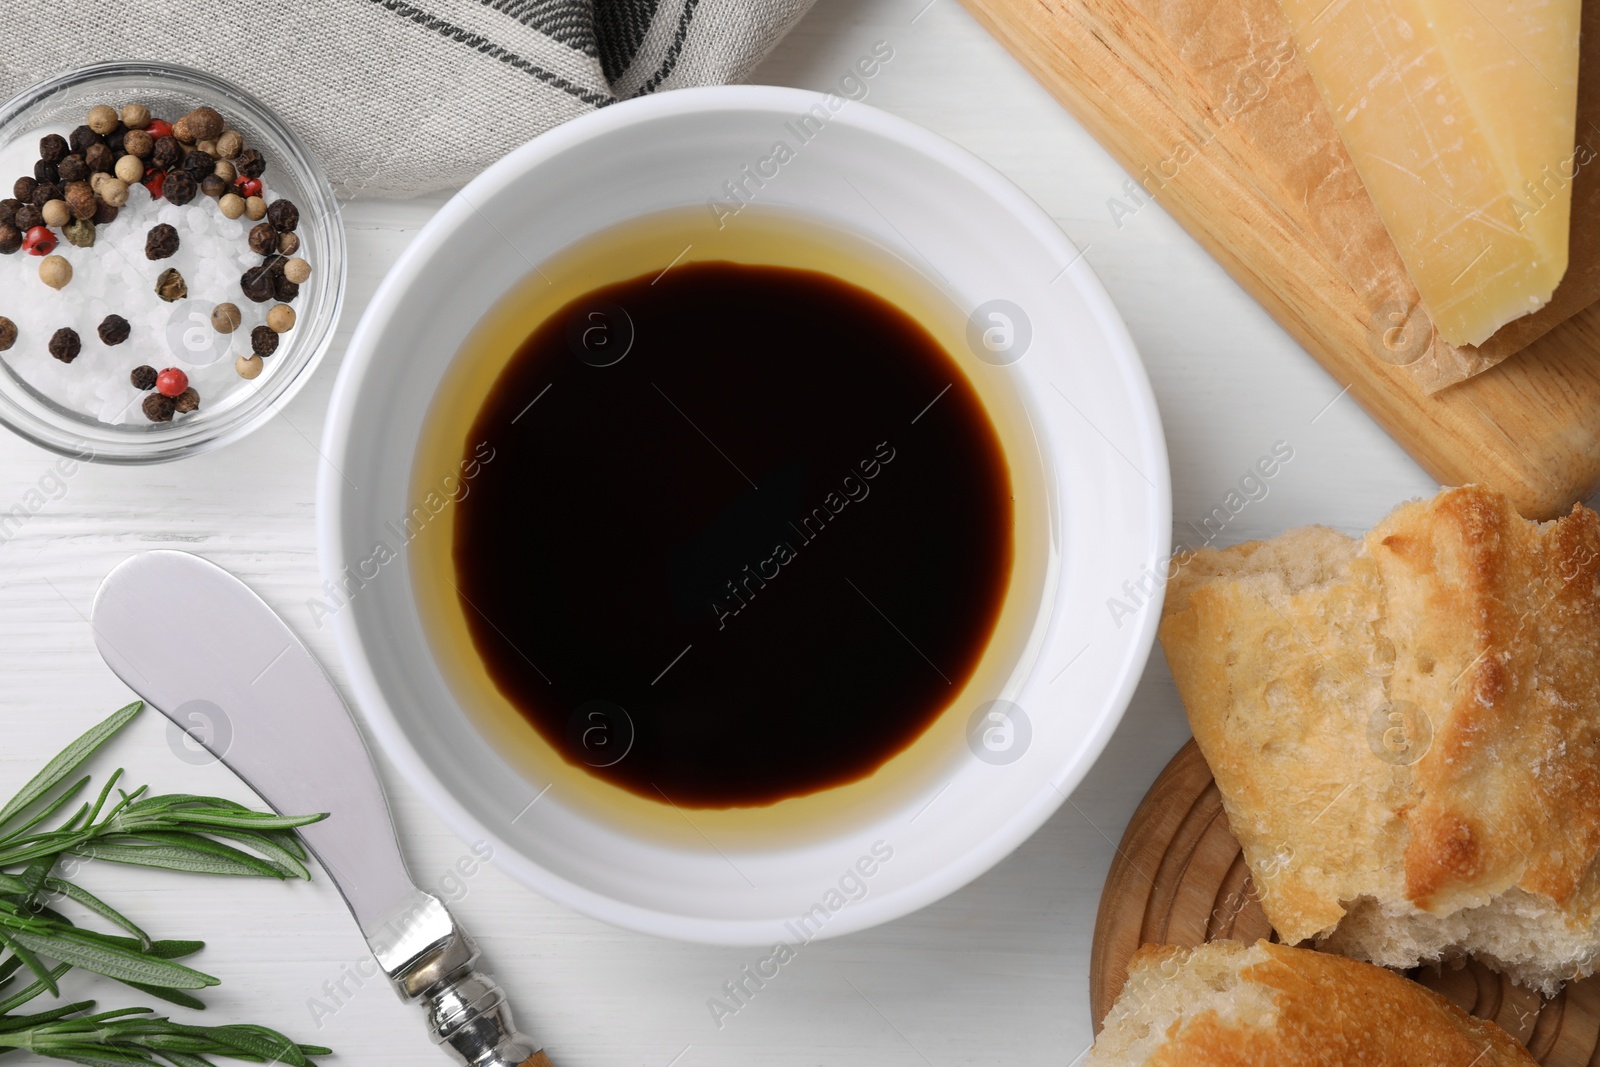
[0,0,1455,1063]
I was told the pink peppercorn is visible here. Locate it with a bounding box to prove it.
[21,225,56,255]
[155,367,188,397]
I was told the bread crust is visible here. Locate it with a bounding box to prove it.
[1158,487,1600,982]
[1096,941,1534,1066]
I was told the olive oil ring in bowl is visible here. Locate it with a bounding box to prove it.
[0,62,345,463]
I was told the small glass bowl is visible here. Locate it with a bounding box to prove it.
[0,62,346,463]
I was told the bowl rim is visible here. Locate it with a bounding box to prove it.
[0,60,347,464]
[320,84,1171,943]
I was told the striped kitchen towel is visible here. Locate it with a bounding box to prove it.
[0,0,816,196]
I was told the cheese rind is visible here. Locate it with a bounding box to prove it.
[1276,0,1580,347]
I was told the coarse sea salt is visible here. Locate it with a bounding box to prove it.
[0,123,293,426]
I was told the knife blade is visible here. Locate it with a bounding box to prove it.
[91,550,553,1067]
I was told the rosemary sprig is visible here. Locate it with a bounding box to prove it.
[0,702,332,1063]
[0,1003,332,1065]
[0,702,323,881]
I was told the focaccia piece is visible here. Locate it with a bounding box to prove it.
[1158,486,1600,992]
[1088,940,1534,1066]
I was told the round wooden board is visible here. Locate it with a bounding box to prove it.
[1089,739,1600,1064]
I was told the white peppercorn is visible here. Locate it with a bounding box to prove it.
[87,105,119,135]
[38,255,71,290]
[114,154,143,184]
[99,177,129,208]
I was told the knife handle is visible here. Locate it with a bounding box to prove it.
[423,964,553,1067]
[393,927,553,1067]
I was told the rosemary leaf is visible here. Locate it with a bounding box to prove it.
[115,982,206,1012]
[0,927,60,995]
[68,838,284,880]
[182,829,309,881]
[0,997,93,1032]
[42,879,150,950]
[148,1052,212,1067]
[127,807,324,833]
[0,964,71,1015]
[21,1049,155,1067]
[3,928,218,991]
[0,777,89,845]
[0,703,142,833]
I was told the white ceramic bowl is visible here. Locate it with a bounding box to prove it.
[320,86,1169,944]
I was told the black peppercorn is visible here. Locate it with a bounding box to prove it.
[142,393,175,422]
[123,130,153,159]
[48,328,81,363]
[98,315,130,346]
[251,324,279,357]
[56,155,87,183]
[200,174,226,199]
[181,150,213,179]
[106,127,127,154]
[241,264,275,302]
[69,125,101,153]
[273,276,300,303]
[33,159,58,184]
[30,183,61,208]
[0,224,19,255]
[0,199,15,227]
[13,177,35,202]
[235,148,265,179]
[144,223,180,260]
[130,364,157,390]
[93,200,118,225]
[84,144,114,174]
[266,198,299,232]
[13,205,42,232]
[150,136,182,171]
[174,387,200,414]
[155,268,187,302]
[0,317,15,350]
[248,223,277,256]
[262,253,287,277]
[39,134,68,162]
[163,172,197,206]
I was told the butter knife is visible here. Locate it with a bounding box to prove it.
[91,550,553,1067]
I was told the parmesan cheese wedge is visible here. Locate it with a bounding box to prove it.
[1275,0,1581,347]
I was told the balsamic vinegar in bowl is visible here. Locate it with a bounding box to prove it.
[411,207,1050,842]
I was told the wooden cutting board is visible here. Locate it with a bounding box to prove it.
[1089,740,1600,1062]
[959,0,1600,521]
